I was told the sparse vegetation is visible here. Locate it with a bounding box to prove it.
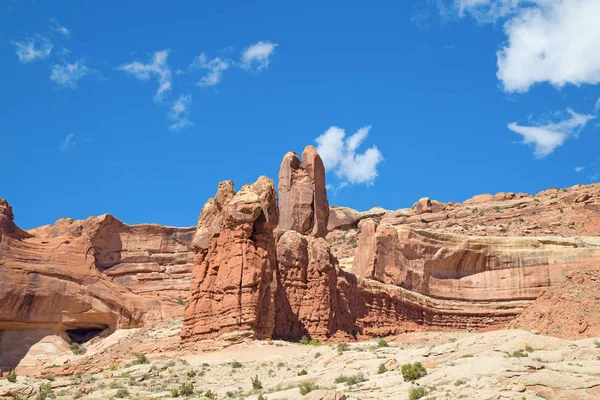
[508,349,528,358]
[178,382,194,397]
[115,388,130,398]
[204,390,217,399]
[461,354,474,358]
[455,379,466,386]
[378,363,388,374]
[337,342,350,354]
[525,345,535,353]
[252,375,263,390]
[298,369,308,376]
[401,362,427,382]
[408,386,427,400]
[132,353,149,365]
[70,342,84,355]
[7,370,17,383]
[377,338,389,348]
[231,360,243,368]
[299,381,319,395]
[594,339,600,348]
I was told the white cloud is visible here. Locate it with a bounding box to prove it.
[507,109,595,158]
[457,0,600,93]
[191,53,229,87]
[58,133,77,152]
[595,98,600,111]
[50,19,70,37]
[12,36,53,63]
[119,50,172,101]
[50,61,94,88]
[575,166,585,172]
[315,125,383,186]
[168,94,194,132]
[241,41,278,71]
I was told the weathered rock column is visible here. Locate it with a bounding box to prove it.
[278,145,329,237]
[181,176,279,342]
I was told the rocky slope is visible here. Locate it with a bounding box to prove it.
[3,322,600,400]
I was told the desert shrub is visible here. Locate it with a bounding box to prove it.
[7,371,17,383]
[345,372,367,386]
[378,363,388,374]
[594,339,600,348]
[461,354,474,358]
[309,339,320,346]
[408,386,426,400]
[299,381,319,395]
[204,390,217,399]
[298,369,308,376]
[252,375,263,390]
[171,388,180,397]
[334,375,349,384]
[177,297,185,305]
[377,339,388,348]
[336,342,350,354]
[401,362,427,382]
[187,369,197,378]
[35,384,52,400]
[508,349,528,358]
[231,360,243,368]
[115,388,130,398]
[525,345,534,353]
[132,353,149,365]
[299,335,310,345]
[455,379,466,386]
[70,342,84,355]
[179,382,194,396]
[314,352,322,359]
[44,374,55,381]
[257,395,267,400]
[108,363,118,371]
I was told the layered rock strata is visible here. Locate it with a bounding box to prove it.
[352,219,600,301]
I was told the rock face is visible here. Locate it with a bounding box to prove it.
[0,202,195,374]
[273,230,341,340]
[352,219,600,302]
[181,176,279,342]
[278,146,329,237]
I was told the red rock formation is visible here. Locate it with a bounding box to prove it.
[412,197,432,214]
[273,230,341,340]
[181,176,279,342]
[511,270,600,339]
[0,201,195,373]
[278,146,329,237]
[352,219,600,302]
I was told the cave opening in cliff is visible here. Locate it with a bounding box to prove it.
[65,326,108,344]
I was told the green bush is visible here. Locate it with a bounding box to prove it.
[179,382,194,396]
[44,374,55,381]
[251,375,263,390]
[299,335,310,345]
[257,395,267,400]
[345,372,367,386]
[7,371,17,383]
[204,390,217,399]
[299,381,319,395]
[171,388,180,398]
[377,363,388,374]
[187,369,196,378]
[298,369,308,376]
[70,342,84,355]
[455,379,466,386]
[336,342,350,354]
[508,349,528,358]
[525,345,534,353]
[377,339,388,348]
[231,360,243,368]
[401,362,427,382]
[115,388,130,398]
[308,339,320,346]
[132,353,149,365]
[408,386,426,400]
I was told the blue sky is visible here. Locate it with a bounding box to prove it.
[2,0,599,229]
